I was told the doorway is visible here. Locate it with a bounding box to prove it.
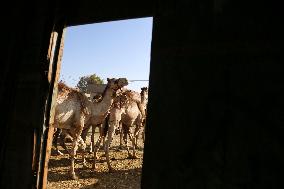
[45,17,153,189]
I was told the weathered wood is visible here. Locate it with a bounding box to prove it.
[40,28,66,189]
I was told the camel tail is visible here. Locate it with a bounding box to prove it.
[103,113,110,137]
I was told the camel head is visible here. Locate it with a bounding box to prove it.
[105,78,128,97]
[115,78,128,89]
[106,78,128,89]
[141,87,148,93]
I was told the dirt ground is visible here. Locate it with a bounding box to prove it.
[47,129,144,189]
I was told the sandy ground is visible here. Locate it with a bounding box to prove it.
[47,128,144,189]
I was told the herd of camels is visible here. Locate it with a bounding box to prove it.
[50,78,148,179]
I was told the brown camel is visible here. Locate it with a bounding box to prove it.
[119,87,148,149]
[93,87,148,172]
[51,78,128,179]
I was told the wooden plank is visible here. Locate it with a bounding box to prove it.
[36,26,65,189]
[42,28,65,189]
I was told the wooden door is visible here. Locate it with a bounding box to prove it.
[33,24,66,189]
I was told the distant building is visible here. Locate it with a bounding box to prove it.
[84,84,107,99]
[84,83,142,101]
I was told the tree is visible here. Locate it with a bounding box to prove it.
[76,74,104,93]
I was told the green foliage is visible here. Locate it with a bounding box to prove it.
[76,74,104,92]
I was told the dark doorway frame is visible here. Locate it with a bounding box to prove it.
[34,2,154,188]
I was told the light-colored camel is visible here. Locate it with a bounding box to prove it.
[53,94,105,155]
[140,87,148,143]
[54,87,148,154]
[133,87,148,146]
[51,78,128,179]
[119,87,148,149]
[94,87,148,172]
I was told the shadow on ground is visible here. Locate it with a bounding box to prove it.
[78,168,142,189]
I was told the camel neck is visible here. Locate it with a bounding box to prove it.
[141,94,147,107]
[92,87,114,115]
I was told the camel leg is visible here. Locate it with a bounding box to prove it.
[70,138,79,180]
[101,122,109,151]
[123,126,132,158]
[104,120,117,172]
[90,125,96,153]
[59,130,72,154]
[81,126,88,143]
[92,134,103,170]
[102,137,106,150]
[69,117,85,180]
[70,133,86,178]
[96,124,105,150]
[81,124,91,153]
[119,128,123,150]
[127,128,137,159]
[54,129,74,156]
[77,136,87,167]
[133,125,141,149]
[119,122,124,150]
[53,128,64,155]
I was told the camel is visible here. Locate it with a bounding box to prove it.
[52,93,105,155]
[119,87,148,149]
[94,87,148,172]
[135,87,148,145]
[52,98,108,157]
[51,77,128,179]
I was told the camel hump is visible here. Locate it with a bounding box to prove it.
[58,82,80,95]
[76,91,90,115]
[123,90,141,103]
[57,82,90,115]
[58,82,71,93]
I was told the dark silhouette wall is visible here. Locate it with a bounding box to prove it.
[142,1,283,188]
[0,0,283,188]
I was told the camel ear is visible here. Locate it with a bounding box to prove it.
[107,78,110,82]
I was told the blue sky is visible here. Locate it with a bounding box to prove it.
[60,17,153,91]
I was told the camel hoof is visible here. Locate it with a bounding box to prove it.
[70,173,78,180]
